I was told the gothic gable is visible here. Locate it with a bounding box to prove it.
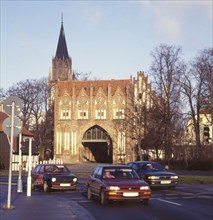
[95,88,107,109]
[112,87,125,107]
[77,89,89,109]
[59,92,71,106]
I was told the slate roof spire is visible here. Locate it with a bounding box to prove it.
[55,14,69,59]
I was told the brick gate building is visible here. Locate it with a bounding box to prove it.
[49,20,154,164]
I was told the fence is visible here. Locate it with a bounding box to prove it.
[12,155,63,171]
[12,154,39,171]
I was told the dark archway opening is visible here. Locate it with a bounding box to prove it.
[82,125,112,163]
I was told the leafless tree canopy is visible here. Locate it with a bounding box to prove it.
[3,71,92,160]
[5,78,52,159]
[149,44,185,162]
[1,47,212,164]
[180,48,213,158]
[73,70,91,80]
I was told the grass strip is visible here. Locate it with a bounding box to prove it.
[179,176,213,185]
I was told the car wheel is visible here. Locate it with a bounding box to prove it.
[87,186,94,200]
[100,189,108,205]
[43,181,49,192]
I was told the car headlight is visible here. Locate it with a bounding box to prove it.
[171,176,178,179]
[51,177,56,182]
[73,177,78,182]
[148,176,160,180]
[106,186,120,190]
[140,186,150,190]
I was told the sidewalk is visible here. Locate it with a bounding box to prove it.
[0,163,98,220]
[0,184,95,220]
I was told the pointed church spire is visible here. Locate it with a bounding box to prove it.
[55,16,69,59]
[61,12,63,24]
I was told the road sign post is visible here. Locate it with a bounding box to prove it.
[2,96,23,209]
[7,101,15,209]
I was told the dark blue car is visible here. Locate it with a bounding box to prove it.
[127,161,178,188]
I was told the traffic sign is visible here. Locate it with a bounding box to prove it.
[2,116,22,137]
[2,96,24,209]
[3,96,23,116]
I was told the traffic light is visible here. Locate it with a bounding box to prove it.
[203,126,210,143]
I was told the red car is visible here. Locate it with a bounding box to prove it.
[31,164,78,192]
[87,165,152,205]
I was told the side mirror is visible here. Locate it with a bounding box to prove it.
[165,165,169,170]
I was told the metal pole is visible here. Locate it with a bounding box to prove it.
[7,101,15,208]
[17,133,23,193]
[27,137,32,196]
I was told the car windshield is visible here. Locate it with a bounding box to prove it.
[103,168,139,179]
[140,163,164,172]
[45,165,69,173]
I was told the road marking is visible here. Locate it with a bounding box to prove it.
[197,192,212,195]
[206,188,213,192]
[0,182,17,186]
[158,198,182,206]
[181,192,193,195]
[165,197,178,200]
[197,195,213,199]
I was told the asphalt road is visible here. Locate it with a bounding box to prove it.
[0,176,212,220]
[79,184,213,220]
[0,163,213,220]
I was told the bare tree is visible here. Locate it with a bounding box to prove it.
[124,74,162,161]
[73,70,91,80]
[200,48,213,123]
[0,88,7,102]
[37,103,54,160]
[29,78,53,159]
[181,48,213,158]
[7,79,40,128]
[149,44,185,163]
[141,102,165,160]
[5,78,53,159]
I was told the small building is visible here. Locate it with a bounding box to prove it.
[185,109,212,145]
[0,111,38,170]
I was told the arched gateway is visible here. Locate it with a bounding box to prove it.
[82,125,112,163]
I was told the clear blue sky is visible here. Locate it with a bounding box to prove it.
[0,0,212,89]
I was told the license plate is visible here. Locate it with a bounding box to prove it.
[60,183,71,187]
[123,192,139,197]
[160,180,171,184]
